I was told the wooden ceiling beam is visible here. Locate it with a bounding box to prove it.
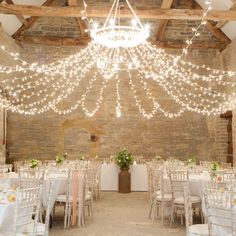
[12,0,56,39]
[154,40,228,49]
[4,0,27,26]
[67,0,88,38]
[191,0,231,44]
[156,0,174,41]
[0,4,236,20]
[206,21,231,43]
[16,35,226,49]
[215,21,227,28]
[17,35,90,46]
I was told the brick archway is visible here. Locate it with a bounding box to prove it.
[57,118,102,157]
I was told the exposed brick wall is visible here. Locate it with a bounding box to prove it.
[221,39,236,165]
[0,1,230,163]
[0,24,19,163]
[2,42,224,163]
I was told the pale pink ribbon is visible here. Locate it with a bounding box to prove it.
[72,170,79,226]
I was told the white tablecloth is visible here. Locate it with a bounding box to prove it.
[101,164,148,191]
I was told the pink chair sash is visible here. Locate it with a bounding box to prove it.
[72,170,79,226]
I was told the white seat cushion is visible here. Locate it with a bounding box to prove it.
[57,191,92,203]
[17,221,46,235]
[174,195,201,204]
[56,194,72,203]
[189,224,209,236]
[156,193,172,201]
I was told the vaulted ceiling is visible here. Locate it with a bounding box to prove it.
[0,0,235,50]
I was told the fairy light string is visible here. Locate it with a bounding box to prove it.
[0,0,235,117]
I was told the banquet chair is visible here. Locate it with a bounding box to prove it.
[149,168,172,224]
[169,170,201,226]
[55,169,92,228]
[18,169,45,189]
[19,181,55,236]
[146,161,164,202]
[55,169,73,229]
[204,188,236,236]
[220,162,232,170]
[215,170,235,188]
[0,164,12,173]
[200,161,212,170]
[183,182,209,236]
[92,162,102,200]
[2,185,42,236]
[85,168,96,220]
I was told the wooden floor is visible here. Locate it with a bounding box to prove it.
[50,192,185,236]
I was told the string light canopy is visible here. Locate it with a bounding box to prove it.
[0,0,235,118]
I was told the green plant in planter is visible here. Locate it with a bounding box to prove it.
[187,156,197,166]
[55,153,67,165]
[29,159,39,169]
[116,148,134,170]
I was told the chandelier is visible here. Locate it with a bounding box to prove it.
[0,0,235,118]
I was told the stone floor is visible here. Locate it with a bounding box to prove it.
[50,192,186,236]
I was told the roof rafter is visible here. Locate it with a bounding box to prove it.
[0,4,236,20]
[67,0,88,38]
[16,35,226,49]
[156,0,174,42]
[4,0,27,26]
[12,0,56,41]
[190,0,231,49]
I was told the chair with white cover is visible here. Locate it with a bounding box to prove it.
[183,182,209,236]
[204,188,236,236]
[149,167,172,224]
[170,170,201,226]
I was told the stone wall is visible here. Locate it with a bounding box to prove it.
[221,39,236,165]
[4,42,226,163]
[0,24,19,163]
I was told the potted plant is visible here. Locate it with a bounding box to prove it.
[115,148,134,193]
[29,159,39,169]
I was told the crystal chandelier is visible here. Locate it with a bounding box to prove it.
[0,0,235,118]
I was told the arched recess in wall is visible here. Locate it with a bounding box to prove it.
[57,118,102,158]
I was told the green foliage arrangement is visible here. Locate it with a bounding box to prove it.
[29,159,39,168]
[210,161,220,172]
[187,156,197,165]
[79,155,85,161]
[55,153,67,164]
[116,148,134,170]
